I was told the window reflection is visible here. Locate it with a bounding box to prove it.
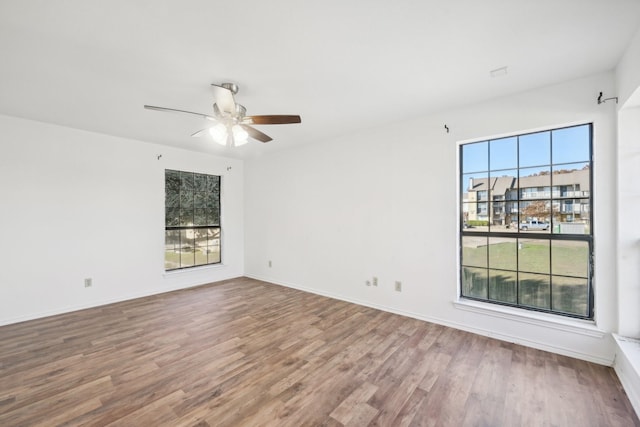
[552,126,590,164]
[462,141,488,173]
[489,136,517,170]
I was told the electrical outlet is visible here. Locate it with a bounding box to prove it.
[84,278,92,288]
[366,280,371,286]
[395,281,402,292]
[268,260,272,268]
[372,277,378,286]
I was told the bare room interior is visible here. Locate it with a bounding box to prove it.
[1,1,640,425]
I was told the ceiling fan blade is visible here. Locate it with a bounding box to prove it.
[191,128,208,137]
[210,84,236,115]
[243,115,302,125]
[240,124,272,143]
[144,105,216,121]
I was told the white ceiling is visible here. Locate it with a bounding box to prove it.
[1,1,639,159]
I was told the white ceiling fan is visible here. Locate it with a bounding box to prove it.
[144,83,301,146]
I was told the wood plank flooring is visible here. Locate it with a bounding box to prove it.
[0,277,637,426]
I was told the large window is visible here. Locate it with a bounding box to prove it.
[164,169,221,270]
[459,124,593,319]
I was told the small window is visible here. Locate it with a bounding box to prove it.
[459,124,593,319]
[165,169,221,270]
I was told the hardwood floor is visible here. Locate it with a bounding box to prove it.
[0,277,637,426]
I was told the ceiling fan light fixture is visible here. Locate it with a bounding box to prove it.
[209,123,228,145]
[145,82,302,147]
[232,125,249,146]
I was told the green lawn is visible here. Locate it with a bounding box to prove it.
[462,240,588,277]
[461,240,589,316]
[165,248,220,270]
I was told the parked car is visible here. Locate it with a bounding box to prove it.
[519,220,549,231]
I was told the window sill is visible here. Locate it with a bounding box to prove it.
[453,298,605,338]
[163,263,226,278]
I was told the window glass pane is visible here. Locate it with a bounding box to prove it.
[506,201,519,230]
[518,239,549,274]
[194,192,206,208]
[490,136,517,170]
[553,200,590,234]
[462,172,487,196]
[519,131,550,167]
[165,170,180,192]
[195,230,208,248]
[164,230,180,272]
[551,276,588,316]
[194,209,207,226]
[551,164,590,235]
[179,230,194,251]
[194,173,207,191]
[519,167,551,199]
[180,209,194,226]
[489,170,517,230]
[462,236,487,268]
[519,273,550,310]
[180,191,194,208]
[488,237,517,270]
[462,141,488,173]
[206,227,220,245]
[207,209,220,226]
[179,230,195,267]
[207,228,221,263]
[205,193,217,209]
[462,203,477,231]
[165,250,180,270]
[552,125,590,164]
[462,172,489,229]
[180,171,194,191]
[462,267,487,299]
[165,229,179,248]
[489,270,517,303]
[194,247,208,266]
[552,241,588,278]
[166,192,180,208]
[476,202,489,224]
[208,249,221,264]
[206,175,220,192]
[552,163,589,186]
[211,198,220,212]
[490,201,505,230]
[490,172,517,197]
[517,212,551,233]
[165,208,179,227]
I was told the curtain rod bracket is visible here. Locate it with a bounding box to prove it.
[597,91,618,105]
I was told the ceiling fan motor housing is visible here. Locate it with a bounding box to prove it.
[221,82,239,94]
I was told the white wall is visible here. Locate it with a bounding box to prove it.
[617,106,640,338]
[245,72,618,364]
[613,26,640,415]
[617,26,640,107]
[0,114,244,326]
[616,24,640,338]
